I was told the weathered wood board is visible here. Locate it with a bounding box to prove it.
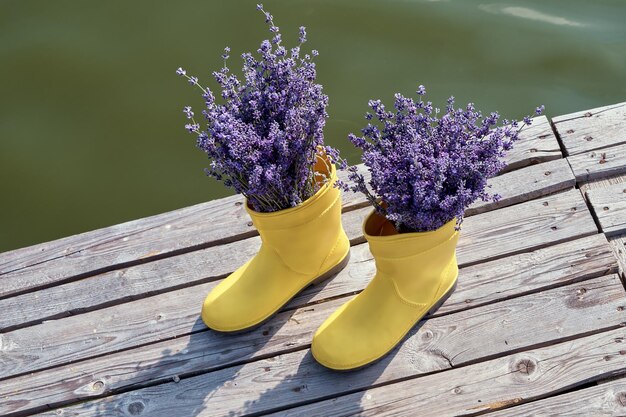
[2,106,624,417]
[578,172,626,198]
[553,101,626,156]
[499,115,563,173]
[291,233,616,314]
[0,235,616,416]
[567,143,626,182]
[32,275,626,416]
[466,157,574,216]
[0,189,597,380]
[270,329,626,417]
[586,181,626,236]
[609,235,626,279]
[575,173,626,278]
[488,378,626,416]
[343,189,597,264]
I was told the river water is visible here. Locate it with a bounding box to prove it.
[1,0,625,251]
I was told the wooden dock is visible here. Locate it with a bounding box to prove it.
[1,102,626,416]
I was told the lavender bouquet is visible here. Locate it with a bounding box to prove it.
[177,5,332,213]
[339,85,544,232]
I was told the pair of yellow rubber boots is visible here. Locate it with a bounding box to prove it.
[201,156,459,371]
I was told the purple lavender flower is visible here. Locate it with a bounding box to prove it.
[299,26,307,44]
[221,47,230,60]
[339,86,544,232]
[177,6,332,213]
[184,123,199,133]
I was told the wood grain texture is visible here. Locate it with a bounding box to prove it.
[34,275,626,417]
[586,181,626,236]
[578,173,626,198]
[0,236,262,332]
[487,377,626,417]
[553,102,626,156]
[576,173,626,278]
[466,158,574,216]
[0,195,253,299]
[567,143,626,182]
[1,235,615,416]
[0,194,251,274]
[499,115,562,173]
[271,329,626,417]
[0,189,597,380]
[609,235,626,279]
[0,169,586,333]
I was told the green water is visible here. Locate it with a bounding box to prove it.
[1,0,625,252]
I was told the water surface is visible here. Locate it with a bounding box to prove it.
[1,0,625,252]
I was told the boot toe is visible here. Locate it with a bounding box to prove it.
[311,275,430,370]
[200,259,313,332]
[201,290,248,332]
[311,302,385,370]
[200,269,267,332]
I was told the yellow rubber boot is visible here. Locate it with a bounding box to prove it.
[311,210,459,370]
[201,155,350,333]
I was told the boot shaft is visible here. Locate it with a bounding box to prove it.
[364,211,459,304]
[246,154,347,276]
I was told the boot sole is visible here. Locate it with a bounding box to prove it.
[211,251,351,335]
[326,276,458,372]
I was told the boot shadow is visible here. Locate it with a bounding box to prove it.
[73,311,294,416]
[72,272,347,417]
[238,321,427,416]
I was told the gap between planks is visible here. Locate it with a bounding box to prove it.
[0,189,598,381]
[32,275,626,417]
[577,174,626,281]
[0,232,617,416]
[267,329,626,417]
[552,101,626,156]
[484,371,626,416]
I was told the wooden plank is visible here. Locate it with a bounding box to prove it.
[0,190,599,379]
[33,275,626,417]
[487,378,626,416]
[344,189,597,265]
[586,181,626,236]
[609,235,626,279]
[0,168,585,333]
[0,194,249,275]
[466,158,574,216]
[0,237,262,332]
[578,172,626,198]
[568,143,626,182]
[576,173,626,279]
[271,329,626,417]
[499,115,562,173]
[553,101,626,156]
[0,235,616,416]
